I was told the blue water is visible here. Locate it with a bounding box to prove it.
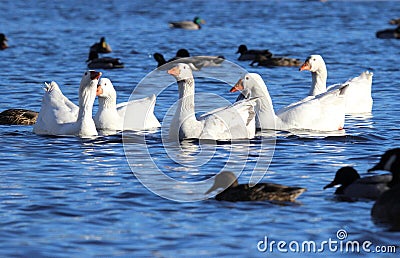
[1,0,400,257]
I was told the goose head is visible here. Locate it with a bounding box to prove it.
[236,45,248,54]
[323,167,361,190]
[79,70,102,104]
[230,73,266,95]
[299,54,326,73]
[167,63,193,81]
[96,78,116,100]
[205,171,239,194]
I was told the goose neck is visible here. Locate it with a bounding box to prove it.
[177,79,196,115]
[98,94,117,111]
[309,68,327,96]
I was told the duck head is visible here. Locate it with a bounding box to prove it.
[368,148,400,173]
[323,166,360,190]
[205,171,239,194]
[193,17,205,25]
[368,148,400,187]
[175,49,190,58]
[236,45,248,54]
[299,54,326,72]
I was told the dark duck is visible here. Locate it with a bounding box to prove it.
[153,49,224,70]
[236,44,272,61]
[368,148,400,229]
[205,171,306,202]
[86,37,124,69]
[376,19,400,39]
[0,33,8,50]
[323,166,391,201]
[0,109,38,125]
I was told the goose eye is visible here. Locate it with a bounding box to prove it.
[245,76,249,80]
[313,58,316,61]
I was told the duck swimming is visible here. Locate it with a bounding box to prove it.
[250,54,302,67]
[169,17,205,30]
[323,166,391,201]
[89,37,112,53]
[86,50,124,69]
[205,171,306,202]
[0,109,38,125]
[0,33,8,50]
[368,148,400,229]
[376,26,400,39]
[153,49,224,70]
[236,45,272,61]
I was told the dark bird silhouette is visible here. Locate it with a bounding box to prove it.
[205,171,306,202]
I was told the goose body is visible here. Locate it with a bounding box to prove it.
[231,73,347,131]
[300,55,373,113]
[368,148,400,228]
[206,171,306,202]
[167,63,256,141]
[154,49,224,70]
[236,45,272,61]
[324,166,391,200]
[33,70,101,137]
[94,78,161,131]
[169,17,205,30]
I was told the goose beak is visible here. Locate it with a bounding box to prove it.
[299,61,311,71]
[167,66,180,77]
[96,85,103,96]
[230,79,244,93]
[90,71,102,80]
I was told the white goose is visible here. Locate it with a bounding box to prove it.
[33,70,102,137]
[167,63,256,141]
[94,78,161,131]
[231,73,348,131]
[300,55,373,114]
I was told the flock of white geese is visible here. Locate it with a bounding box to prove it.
[0,54,373,139]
